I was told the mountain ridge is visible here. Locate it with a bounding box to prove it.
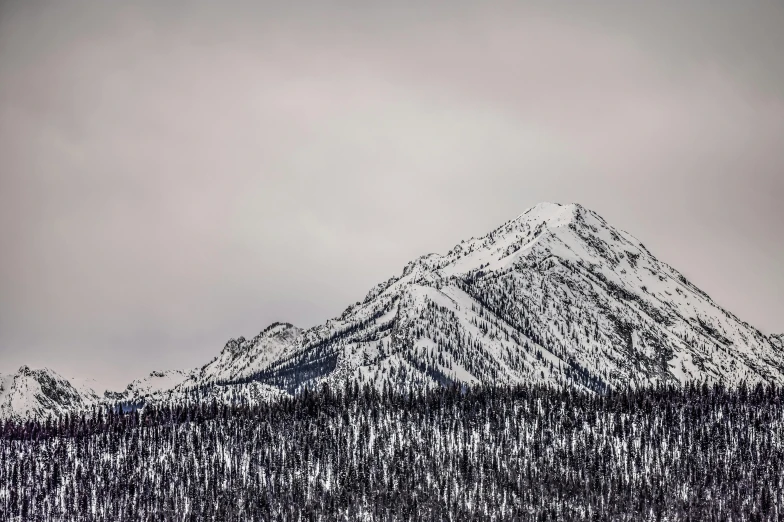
[4,202,784,418]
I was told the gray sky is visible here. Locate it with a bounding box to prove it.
[1,1,782,391]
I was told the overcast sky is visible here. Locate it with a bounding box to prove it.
[1,1,782,391]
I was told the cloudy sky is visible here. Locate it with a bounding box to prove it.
[1,1,782,391]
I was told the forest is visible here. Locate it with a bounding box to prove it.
[1,381,782,521]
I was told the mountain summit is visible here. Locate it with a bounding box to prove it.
[5,203,784,417]
[0,366,100,420]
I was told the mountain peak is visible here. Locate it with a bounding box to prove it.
[2,366,99,420]
[525,201,565,212]
[262,322,297,336]
[16,365,62,380]
[515,201,579,220]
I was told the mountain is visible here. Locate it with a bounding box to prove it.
[772,334,784,350]
[251,202,784,392]
[108,323,298,409]
[5,202,784,418]
[0,366,100,420]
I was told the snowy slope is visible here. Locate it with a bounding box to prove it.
[0,366,100,420]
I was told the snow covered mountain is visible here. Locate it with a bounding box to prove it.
[187,322,303,386]
[0,366,100,420]
[5,202,784,417]
[250,202,784,393]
